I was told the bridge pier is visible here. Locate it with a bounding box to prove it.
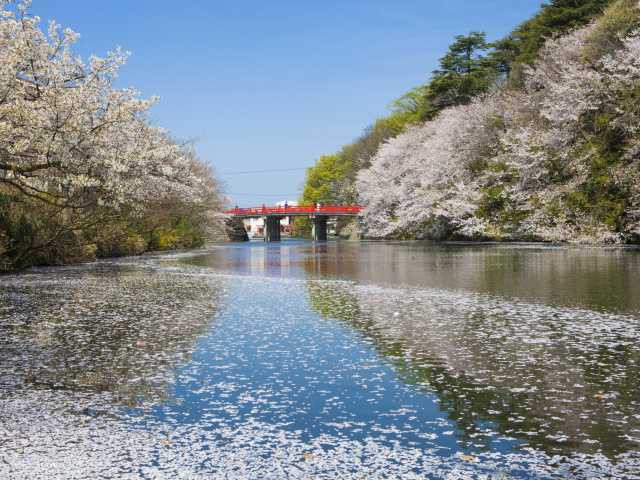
[312,215,328,242]
[225,205,362,242]
[264,216,282,242]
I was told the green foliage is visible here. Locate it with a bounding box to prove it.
[477,185,508,221]
[302,154,353,205]
[300,149,383,228]
[500,0,612,71]
[390,86,433,123]
[0,190,89,270]
[428,32,497,110]
[563,108,630,231]
[544,154,571,183]
[296,154,354,236]
[545,198,564,220]
[0,186,212,272]
[583,0,640,62]
[148,217,206,251]
[95,223,146,258]
[476,161,529,237]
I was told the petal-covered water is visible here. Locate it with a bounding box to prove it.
[1,241,640,479]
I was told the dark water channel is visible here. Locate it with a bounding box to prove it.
[1,240,639,479]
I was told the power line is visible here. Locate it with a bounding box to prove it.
[227,192,300,197]
[219,167,311,176]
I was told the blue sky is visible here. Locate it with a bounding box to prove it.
[35,1,542,206]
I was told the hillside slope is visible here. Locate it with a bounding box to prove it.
[302,0,640,243]
[358,0,640,243]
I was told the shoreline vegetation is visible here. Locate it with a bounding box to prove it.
[300,0,640,245]
[0,0,225,272]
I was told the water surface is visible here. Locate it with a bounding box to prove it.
[1,241,639,479]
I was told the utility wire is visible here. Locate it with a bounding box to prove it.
[219,167,311,176]
[227,192,300,197]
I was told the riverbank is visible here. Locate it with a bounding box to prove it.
[0,219,241,274]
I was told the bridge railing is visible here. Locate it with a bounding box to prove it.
[225,205,362,216]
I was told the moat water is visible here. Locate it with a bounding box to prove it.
[1,240,639,478]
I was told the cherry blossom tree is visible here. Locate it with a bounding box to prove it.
[0,1,210,209]
[358,10,640,244]
[357,94,510,239]
[0,1,223,268]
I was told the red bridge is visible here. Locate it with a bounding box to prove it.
[225,205,362,218]
[225,204,363,241]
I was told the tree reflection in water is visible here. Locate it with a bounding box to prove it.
[1,244,640,478]
[305,279,640,459]
[302,242,640,314]
[0,263,225,407]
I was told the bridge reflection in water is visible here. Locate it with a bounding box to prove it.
[225,205,362,242]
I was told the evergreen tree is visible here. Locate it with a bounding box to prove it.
[494,0,613,84]
[427,32,495,110]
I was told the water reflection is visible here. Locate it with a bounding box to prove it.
[2,242,640,478]
[0,263,225,406]
[188,241,640,458]
[185,241,640,313]
[305,279,640,459]
[184,242,305,279]
[301,241,640,314]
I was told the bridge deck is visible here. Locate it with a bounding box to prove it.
[225,205,362,218]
